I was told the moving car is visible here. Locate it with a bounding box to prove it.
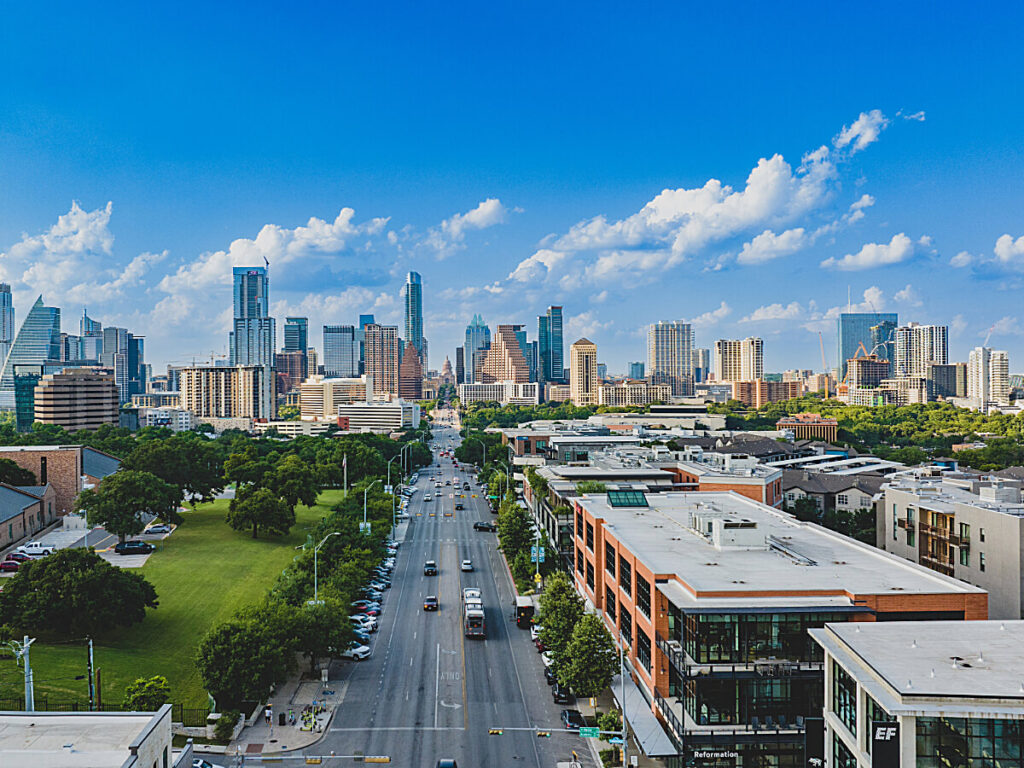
[561,709,586,730]
[435,760,458,768]
[473,521,496,532]
[424,495,433,502]
[461,559,473,572]
[552,682,574,704]
[14,541,53,557]
[454,503,463,510]
[341,643,371,661]
[114,540,155,555]
[423,595,439,611]
[423,560,438,576]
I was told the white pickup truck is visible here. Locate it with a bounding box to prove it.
[15,541,54,557]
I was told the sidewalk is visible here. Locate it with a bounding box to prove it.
[233,675,348,756]
[579,689,666,768]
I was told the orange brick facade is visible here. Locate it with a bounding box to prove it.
[665,466,783,507]
[0,447,83,516]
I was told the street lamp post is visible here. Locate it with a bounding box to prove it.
[464,436,486,468]
[619,633,628,768]
[311,532,342,604]
[387,455,401,534]
[363,479,381,535]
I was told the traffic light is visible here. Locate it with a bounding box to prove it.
[488,728,503,735]
[536,731,551,738]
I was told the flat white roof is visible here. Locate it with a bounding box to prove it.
[577,491,984,601]
[818,620,1024,701]
[0,712,157,767]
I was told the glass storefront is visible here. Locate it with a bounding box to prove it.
[683,612,849,664]
[684,677,821,727]
[832,733,857,768]
[917,717,1024,767]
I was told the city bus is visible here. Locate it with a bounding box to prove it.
[463,587,486,638]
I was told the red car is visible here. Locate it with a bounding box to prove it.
[0,560,21,572]
[4,552,32,563]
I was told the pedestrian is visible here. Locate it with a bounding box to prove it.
[265,706,272,726]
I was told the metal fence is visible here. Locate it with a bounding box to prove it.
[0,697,208,725]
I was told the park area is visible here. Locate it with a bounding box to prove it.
[0,489,345,709]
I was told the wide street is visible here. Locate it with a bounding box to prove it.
[309,415,596,767]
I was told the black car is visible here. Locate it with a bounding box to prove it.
[454,503,464,510]
[114,540,155,555]
[423,560,438,576]
[561,709,586,730]
[544,666,557,685]
[552,682,574,704]
[473,522,496,532]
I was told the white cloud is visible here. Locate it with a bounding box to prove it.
[898,110,926,122]
[740,301,803,323]
[893,284,922,306]
[989,315,1024,337]
[950,250,973,268]
[820,233,921,271]
[950,314,967,337]
[507,249,567,283]
[590,290,609,304]
[801,286,888,333]
[833,109,889,154]
[994,234,1024,265]
[426,198,508,257]
[736,228,808,265]
[565,310,613,340]
[689,302,731,328]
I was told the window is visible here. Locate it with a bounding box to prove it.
[586,561,595,590]
[865,694,895,754]
[917,717,1024,768]
[893,515,898,541]
[607,490,648,508]
[576,510,583,538]
[980,527,985,543]
[837,494,848,506]
[576,547,584,575]
[786,492,796,501]
[833,733,857,768]
[636,575,651,618]
[605,543,616,576]
[39,456,47,485]
[606,587,617,620]
[586,522,594,551]
[908,529,916,548]
[619,556,632,597]
[959,522,971,542]
[637,631,652,672]
[980,552,986,573]
[831,660,857,735]
[907,508,915,523]
[620,610,632,647]
[959,547,969,567]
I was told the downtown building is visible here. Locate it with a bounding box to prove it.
[299,374,374,420]
[966,346,1010,412]
[229,266,276,416]
[714,337,763,383]
[538,305,564,383]
[179,365,270,421]
[478,325,530,384]
[569,337,599,406]
[837,313,898,381]
[458,381,541,406]
[404,271,427,370]
[0,296,61,410]
[323,325,360,378]
[32,368,119,431]
[364,323,400,399]
[463,314,491,384]
[648,321,693,396]
[569,489,986,766]
[598,380,673,407]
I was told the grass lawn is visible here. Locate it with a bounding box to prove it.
[0,489,346,708]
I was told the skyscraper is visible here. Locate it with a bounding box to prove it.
[0,284,14,367]
[399,340,423,400]
[284,317,308,352]
[869,319,897,377]
[455,346,465,384]
[464,315,491,384]
[404,272,425,363]
[894,323,947,379]
[0,296,61,409]
[80,308,103,361]
[692,348,711,383]
[648,321,693,396]
[358,314,375,374]
[323,325,359,377]
[479,325,530,384]
[714,337,764,382]
[569,338,599,405]
[231,266,276,415]
[628,362,645,380]
[537,306,564,383]
[837,312,898,380]
[364,324,400,398]
[968,347,1009,409]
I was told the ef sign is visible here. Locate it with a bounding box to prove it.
[871,721,900,768]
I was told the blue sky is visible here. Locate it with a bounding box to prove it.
[2,2,1024,373]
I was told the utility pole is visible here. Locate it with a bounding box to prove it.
[7,636,36,711]
[88,637,96,711]
[620,638,628,768]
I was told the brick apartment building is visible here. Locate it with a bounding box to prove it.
[0,445,121,518]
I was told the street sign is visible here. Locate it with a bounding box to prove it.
[359,522,371,535]
[531,546,545,563]
[534,573,542,583]
[578,726,600,738]
[384,485,393,494]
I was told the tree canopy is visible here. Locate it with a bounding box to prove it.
[227,487,296,538]
[539,572,584,669]
[73,470,180,542]
[558,614,619,697]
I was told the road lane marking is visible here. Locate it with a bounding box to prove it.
[433,642,440,728]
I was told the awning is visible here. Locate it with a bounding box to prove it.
[611,673,678,757]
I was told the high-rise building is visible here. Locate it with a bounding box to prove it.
[847,355,890,389]
[230,266,276,416]
[0,296,61,410]
[79,310,103,361]
[80,308,102,337]
[692,348,711,383]
[870,319,897,377]
[968,347,1010,410]
[307,347,319,377]
[837,312,898,380]
[648,321,693,396]
[537,306,564,383]
[180,365,270,419]
[275,351,307,394]
[284,317,308,352]
[628,361,645,380]
[569,338,599,405]
[894,323,947,379]
[364,324,400,398]
[33,368,119,431]
[455,346,465,384]
[0,284,14,367]
[399,340,423,401]
[927,362,968,399]
[323,325,359,378]
[479,325,530,384]
[99,327,145,403]
[464,315,491,384]
[404,272,425,365]
[714,337,764,383]
[596,363,607,381]
[357,314,374,375]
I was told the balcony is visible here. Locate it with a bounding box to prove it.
[919,552,955,576]
[897,517,914,530]
[655,633,823,679]
[654,694,808,746]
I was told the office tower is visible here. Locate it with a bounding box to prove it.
[692,348,710,383]
[404,272,425,363]
[569,338,599,405]
[399,340,423,400]
[323,325,359,378]
[455,346,465,384]
[364,324,400,398]
[358,314,375,374]
[927,363,967,399]
[275,351,306,393]
[464,314,491,384]
[127,335,146,397]
[870,319,897,377]
[80,308,102,337]
[0,296,61,409]
[0,284,13,367]
[714,338,764,383]
[596,363,607,381]
[284,317,308,352]
[894,323,948,379]
[537,306,564,383]
[479,325,530,384]
[968,347,1010,409]
[647,321,693,396]
[307,347,319,377]
[13,365,44,432]
[837,312,898,380]
[628,361,645,380]
[33,369,120,431]
[180,365,270,419]
[230,266,276,415]
[527,340,539,382]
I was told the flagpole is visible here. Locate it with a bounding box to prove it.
[344,453,348,495]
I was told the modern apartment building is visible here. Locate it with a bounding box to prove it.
[927,362,967,399]
[538,305,564,383]
[837,313,898,381]
[230,266,275,416]
[458,381,540,406]
[336,400,420,433]
[364,324,400,398]
[274,350,306,394]
[730,379,803,407]
[894,322,947,379]
[299,374,373,420]
[569,338,598,405]
[283,316,308,353]
[648,321,693,396]
[32,368,119,431]
[714,337,763,382]
[967,346,1010,411]
[692,348,710,383]
[811,620,1024,768]
[179,365,270,419]
[571,490,986,766]
[879,469,1024,619]
[869,319,897,377]
[322,325,359,378]
[398,340,423,401]
[479,325,530,384]
[404,271,425,367]
[597,381,672,407]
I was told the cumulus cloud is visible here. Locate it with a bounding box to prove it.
[950,250,973,268]
[833,109,889,154]
[893,284,922,306]
[566,310,613,339]
[740,301,803,323]
[950,314,967,337]
[736,228,808,265]
[507,249,567,283]
[989,315,1024,337]
[801,286,888,333]
[898,110,927,122]
[820,233,926,271]
[426,198,508,257]
[994,234,1024,265]
[689,302,731,328]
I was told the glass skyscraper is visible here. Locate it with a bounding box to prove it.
[0,283,14,368]
[0,296,61,410]
[284,317,308,352]
[230,266,276,415]
[358,314,375,374]
[464,314,491,384]
[538,305,564,383]
[870,319,898,377]
[323,325,359,377]
[404,272,425,366]
[837,312,898,380]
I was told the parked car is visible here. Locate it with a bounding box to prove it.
[193,759,226,768]
[541,652,554,668]
[552,683,574,704]
[114,540,155,555]
[530,624,543,641]
[473,521,497,532]
[351,599,380,608]
[341,643,371,661]
[352,629,371,644]
[0,560,20,572]
[14,541,53,557]
[561,709,586,730]
[424,560,438,576]
[144,524,173,535]
[4,552,33,564]
[544,666,557,685]
[461,559,473,572]
[423,595,439,611]
[435,760,458,768]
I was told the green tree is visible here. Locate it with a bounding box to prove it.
[124,436,224,506]
[278,405,301,420]
[73,470,180,542]
[224,445,273,489]
[122,675,171,711]
[266,454,320,510]
[597,709,622,743]
[294,597,354,673]
[196,618,296,710]
[0,458,35,486]
[790,496,821,523]
[227,487,296,538]
[575,481,607,494]
[498,494,534,558]
[558,614,619,697]
[0,548,158,638]
[538,572,584,666]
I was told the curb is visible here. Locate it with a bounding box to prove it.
[257,705,337,756]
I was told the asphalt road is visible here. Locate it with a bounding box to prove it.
[311,419,596,768]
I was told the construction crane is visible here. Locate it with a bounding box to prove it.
[983,324,996,347]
